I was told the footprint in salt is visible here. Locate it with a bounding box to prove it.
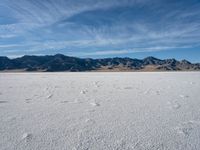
[85,119,95,124]
[90,102,100,107]
[155,90,160,95]
[172,103,181,109]
[25,98,31,103]
[190,82,195,85]
[22,133,32,141]
[168,101,181,110]
[93,81,99,85]
[80,90,87,94]
[144,90,150,95]
[47,94,53,99]
[179,95,189,99]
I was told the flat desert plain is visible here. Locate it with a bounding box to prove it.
[0,72,200,150]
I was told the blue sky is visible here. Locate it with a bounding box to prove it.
[0,0,200,62]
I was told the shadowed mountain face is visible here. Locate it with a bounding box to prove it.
[0,54,199,72]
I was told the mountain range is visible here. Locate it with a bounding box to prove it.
[0,54,200,72]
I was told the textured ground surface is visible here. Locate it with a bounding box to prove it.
[0,72,200,150]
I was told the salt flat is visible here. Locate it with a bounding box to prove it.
[0,72,200,150]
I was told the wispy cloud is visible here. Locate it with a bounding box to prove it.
[0,0,200,58]
[76,46,194,57]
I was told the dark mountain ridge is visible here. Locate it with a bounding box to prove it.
[0,54,199,72]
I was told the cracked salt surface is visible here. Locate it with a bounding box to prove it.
[0,72,200,150]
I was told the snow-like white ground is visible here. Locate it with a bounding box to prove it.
[0,72,200,150]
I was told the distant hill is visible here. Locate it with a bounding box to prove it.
[0,54,200,72]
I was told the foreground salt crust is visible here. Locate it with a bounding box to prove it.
[0,72,200,150]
